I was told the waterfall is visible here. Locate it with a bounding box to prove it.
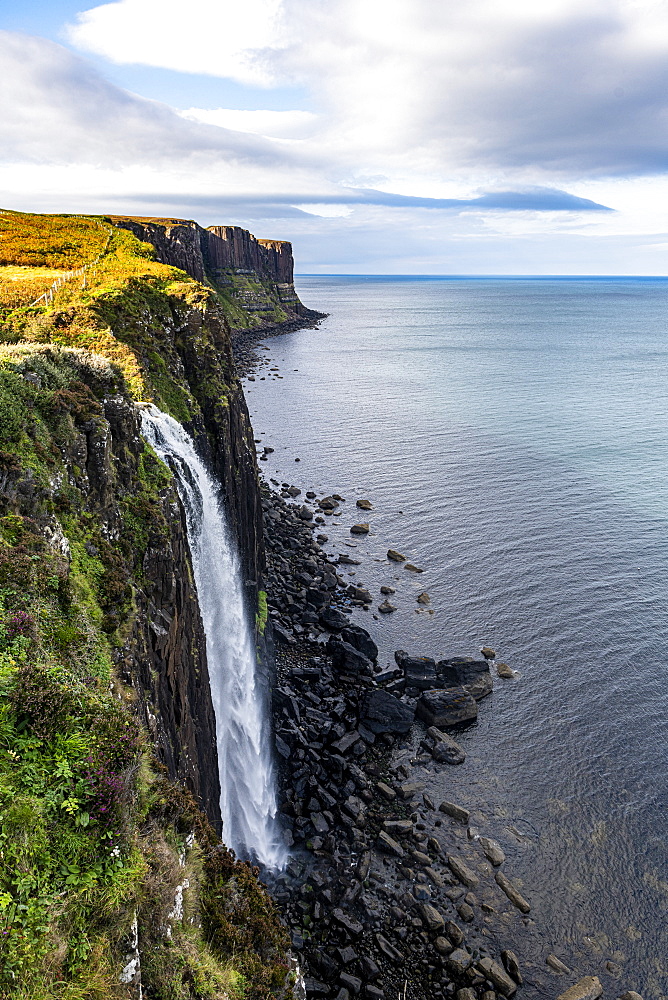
[141,406,286,870]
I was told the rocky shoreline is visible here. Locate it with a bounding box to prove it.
[235,335,645,1000]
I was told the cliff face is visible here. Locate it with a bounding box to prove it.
[111,215,321,335]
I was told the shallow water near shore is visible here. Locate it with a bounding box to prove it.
[245,276,668,998]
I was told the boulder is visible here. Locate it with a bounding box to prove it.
[417,592,430,604]
[341,626,378,662]
[387,549,406,562]
[350,523,370,535]
[476,957,517,997]
[404,563,423,573]
[438,658,493,700]
[481,646,496,659]
[439,801,470,823]
[427,727,466,765]
[378,600,397,614]
[547,955,571,975]
[555,978,603,1000]
[363,690,414,734]
[328,639,374,675]
[380,585,396,595]
[356,499,373,510]
[377,831,404,856]
[501,950,522,984]
[496,662,515,679]
[447,855,479,888]
[319,606,350,631]
[416,687,478,728]
[494,871,530,913]
[418,903,445,933]
[447,949,473,975]
[479,836,505,866]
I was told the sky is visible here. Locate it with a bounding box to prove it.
[2,0,668,273]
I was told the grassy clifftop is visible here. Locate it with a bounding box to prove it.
[0,212,289,998]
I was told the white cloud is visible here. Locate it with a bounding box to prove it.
[180,108,318,139]
[67,0,286,84]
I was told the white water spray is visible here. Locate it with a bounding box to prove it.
[141,406,287,870]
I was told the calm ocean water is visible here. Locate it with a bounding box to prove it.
[245,277,668,998]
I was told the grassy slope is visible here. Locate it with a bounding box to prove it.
[0,212,289,999]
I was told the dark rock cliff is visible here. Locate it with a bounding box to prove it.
[110,215,322,334]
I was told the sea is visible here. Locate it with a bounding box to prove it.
[243,276,668,998]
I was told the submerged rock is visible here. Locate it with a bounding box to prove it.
[387,549,406,562]
[555,978,603,1000]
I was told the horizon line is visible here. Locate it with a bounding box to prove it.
[294,273,668,280]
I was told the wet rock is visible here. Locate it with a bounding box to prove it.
[378,600,397,614]
[329,639,374,675]
[298,505,313,521]
[447,949,473,975]
[476,957,517,997]
[304,978,329,994]
[555,977,603,1000]
[418,903,446,933]
[333,909,363,937]
[605,962,623,978]
[376,781,396,800]
[377,831,404,857]
[356,499,373,510]
[616,993,643,1000]
[340,973,362,994]
[481,646,496,659]
[349,585,373,603]
[383,819,413,834]
[387,549,406,562]
[428,727,466,765]
[496,662,515,679]
[416,688,478,727]
[320,607,351,631]
[457,902,474,922]
[547,955,571,975]
[479,836,505,866]
[501,950,522,984]
[447,855,479,888]
[456,990,477,1000]
[438,658,493,700]
[359,956,380,980]
[404,563,423,573]
[398,780,424,800]
[375,934,403,962]
[363,690,414,734]
[417,592,430,604]
[439,801,470,824]
[445,921,464,946]
[494,871,530,913]
[350,523,370,535]
[380,585,396,594]
[434,936,453,955]
[341,626,378,662]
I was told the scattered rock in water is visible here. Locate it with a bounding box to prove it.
[387,549,406,562]
[496,661,515,678]
[438,801,470,824]
[378,600,397,614]
[547,954,571,975]
[416,687,478,727]
[380,585,396,594]
[404,563,424,573]
[617,993,643,1000]
[481,645,496,659]
[494,871,531,913]
[476,957,518,997]
[319,606,350,631]
[356,499,373,510]
[479,836,505,866]
[377,830,404,856]
[555,977,603,1000]
[426,726,466,765]
[502,950,523,984]
[350,523,370,535]
[417,592,430,604]
[447,855,479,888]
[348,585,373,603]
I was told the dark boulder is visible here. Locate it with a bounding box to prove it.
[437,658,493,700]
[320,606,351,631]
[363,689,415,734]
[416,687,478,727]
[341,626,378,662]
[328,638,374,675]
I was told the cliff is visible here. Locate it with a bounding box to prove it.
[110,215,323,336]
[0,209,291,997]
